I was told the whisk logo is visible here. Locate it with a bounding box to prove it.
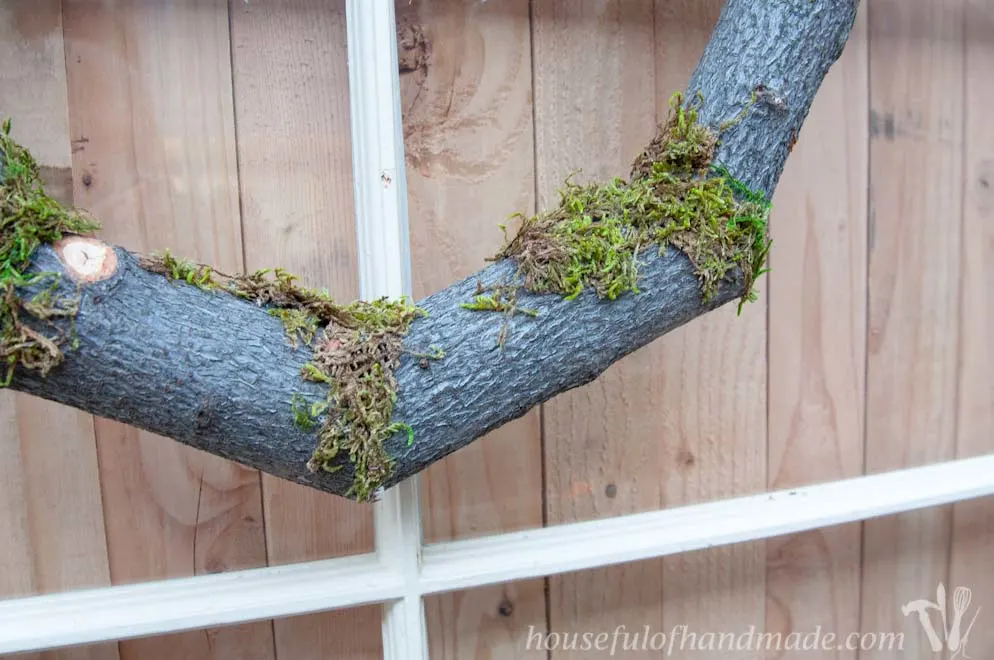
[902,583,980,658]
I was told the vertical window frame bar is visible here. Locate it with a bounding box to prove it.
[344,1,428,658]
[346,0,428,660]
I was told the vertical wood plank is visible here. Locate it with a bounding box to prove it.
[653,4,768,656]
[949,1,994,655]
[0,4,118,659]
[395,0,546,656]
[536,0,658,517]
[62,2,275,658]
[764,6,868,659]
[533,0,772,641]
[229,1,382,658]
[861,0,964,657]
[533,2,661,653]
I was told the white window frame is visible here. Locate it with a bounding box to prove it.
[0,1,991,656]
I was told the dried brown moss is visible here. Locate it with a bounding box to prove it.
[471,93,771,344]
[140,250,427,501]
[0,120,430,502]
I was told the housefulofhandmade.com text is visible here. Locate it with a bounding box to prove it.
[524,625,905,655]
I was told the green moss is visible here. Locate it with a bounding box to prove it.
[460,281,539,348]
[268,308,318,348]
[140,250,428,502]
[300,296,425,500]
[1,126,429,502]
[141,249,216,289]
[291,392,322,432]
[0,120,101,386]
[461,291,538,317]
[472,92,772,340]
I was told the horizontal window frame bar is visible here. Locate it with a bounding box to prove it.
[0,553,402,653]
[0,454,990,654]
[419,453,994,593]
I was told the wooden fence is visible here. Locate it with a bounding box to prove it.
[0,0,990,658]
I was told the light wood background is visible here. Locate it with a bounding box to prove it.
[0,0,990,658]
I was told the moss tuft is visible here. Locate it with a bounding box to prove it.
[460,281,538,347]
[139,249,215,289]
[268,308,319,348]
[140,250,428,501]
[0,120,100,385]
[300,296,424,501]
[472,92,772,341]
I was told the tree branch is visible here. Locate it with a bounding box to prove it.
[4,0,859,500]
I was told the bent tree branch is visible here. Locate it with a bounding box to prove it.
[3,0,859,500]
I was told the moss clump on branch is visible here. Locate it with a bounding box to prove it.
[460,280,539,347]
[0,121,430,502]
[140,250,429,501]
[473,93,771,341]
[0,120,101,386]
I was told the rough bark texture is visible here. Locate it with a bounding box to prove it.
[7,0,859,500]
[688,0,859,196]
[14,245,336,489]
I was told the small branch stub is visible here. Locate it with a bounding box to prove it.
[56,237,117,283]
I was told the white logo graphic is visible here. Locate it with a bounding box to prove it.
[902,583,980,658]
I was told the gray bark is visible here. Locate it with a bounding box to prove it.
[7,0,859,500]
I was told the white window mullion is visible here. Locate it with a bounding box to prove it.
[0,552,405,653]
[345,1,428,659]
[0,455,992,653]
[376,480,428,660]
[2,5,994,658]
[418,453,994,593]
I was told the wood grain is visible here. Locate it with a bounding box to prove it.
[8,0,856,503]
[536,0,657,520]
[61,1,274,658]
[861,0,964,657]
[764,5,868,659]
[0,3,985,659]
[396,0,546,656]
[228,1,381,658]
[949,1,994,655]
[400,0,542,541]
[652,5,768,657]
[0,3,118,658]
[536,1,752,658]
[534,5,756,655]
